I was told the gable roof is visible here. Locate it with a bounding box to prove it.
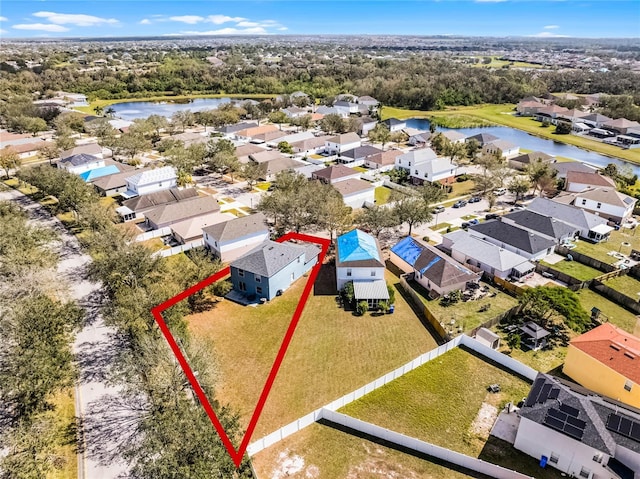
[519,373,640,456]
[202,212,268,242]
[510,151,554,165]
[290,135,332,151]
[145,196,220,226]
[340,145,382,160]
[328,132,361,145]
[93,167,153,192]
[444,230,533,272]
[485,139,517,151]
[59,153,102,167]
[412,241,479,288]
[249,150,286,163]
[603,118,640,129]
[126,166,176,187]
[382,118,406,127]
[60,143,102,159]
[367,149,402,166]
[231,240,308,277]
[235,143,266,159]
[527,197,609,231]
[258,157,303,178]
[171,212,231,242]
[577,187,637,209]
[336,229,384,268]
[582,113,612,123]
[551,161,598,177]
[566,171,616,189]
[468,220,556,254]
[465,132,498,146]
[502,210,577,240]
[313,164,360,181]
[441,131,466,142]
[122,187,199,212]
[571,323,640,385]
[332,178,374,197]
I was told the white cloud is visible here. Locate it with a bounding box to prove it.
[0,16,8,22]
[529,31,569,38]
[207,15,246,24]
[236,21,260,27]
[13,23,70,32]
[169,15,204,24]
[277,27,288,31]
[33,11,118,26]
[544,25,560,29]
[139,19,152,25]
[178,26,268,35]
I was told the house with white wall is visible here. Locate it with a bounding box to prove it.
[482,139,520,159]
[467,220,556,261]
[57,153,105,175]
[325,133,361,154]
[312,164,361,184]
[332,179,375,209]
[565,171,616,193]
[203,212,270,263]
[395,148,457,185]
[514,373,640,479]
[334,100,359,117]
[554,187,637,224]
[382,118,406,132]
[124,166,177,197]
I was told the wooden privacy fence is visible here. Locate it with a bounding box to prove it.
[591,279,640,315]
[493,276,528,296]
[398,274,449,342]
[555,245,618,273]
[534,262,586,291]
[468,305,520,338]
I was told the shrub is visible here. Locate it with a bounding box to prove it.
[386,283,395,304]
[342,281,354,305]
[356,300,369,316]
[378,300,390,313]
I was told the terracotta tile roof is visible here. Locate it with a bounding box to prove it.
[571,323,640,384]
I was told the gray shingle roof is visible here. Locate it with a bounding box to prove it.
[123,187,198,213]
[202,212,268,242]
[231,240,307,277]
[527,197,608,231]
[502,210,577,240]
[468,220,556,254]
[412,242,479,288]
[510,151,554,165]
[59,153,101,166]
[465,133,498,146]
[144,196,219,226]
[339,145,382,160]
[444,230,533,272]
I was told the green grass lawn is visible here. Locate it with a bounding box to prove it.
[572,228,640,265]
[252,423,480,479]
[432,222,452,231]
[576,289,639,333]
[353,166,368,173]
[496,330,570,374]
[254,182,271,191]
[408,280,519,335]
[429,114,494,128]
[603,274,640,298]
[47,389,78,479]
[449,180,476,198]
[187,267,438,438]
[339,347,559,478]
[539,259,603,281]
[381,104,640,164]
[374,186,393,205]
[460,214,478,221]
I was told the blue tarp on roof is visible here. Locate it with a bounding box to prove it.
[337,229,381,263]
[418,256,441,275]
[79,165,120,182]
[390,236,425,268]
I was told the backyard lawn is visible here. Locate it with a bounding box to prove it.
[338,347,561,477]
[449,180,476,198]
[251,423,480,479]
[576,289,639,333]
[572,228,640,265]
[374,186,393,205]
[603,274,640,299]
[187,266,438,439]
[540,259,603,281]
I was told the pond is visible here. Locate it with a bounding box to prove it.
[406,118,638,175]
[110,97,236,121]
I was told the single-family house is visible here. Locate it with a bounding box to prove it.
[382,118,406,133]
[290,135,332,156]
[249,150,287,164]
[516,100,547,116]
[334,100,359,117]
[565,171,617,192]
[121,187,199,220]
[0,139,46,160]
[527,197,613,242]
[57,153,105,175]
[170,132,208,147]
[581,113,612,129]
[355,117,378,137]
[295,163,326,179]
[312,164,361,184]
[332,179,375,209]
[405,129,431,147]
[94,167,152,197]
[396,149,456,185]
[603,118,640,136]
[335,230,388,308]
[171,212,231,245]
[230,240,320,301]
[564,323,640,410]
[258,157,305,181]
[467,220,556,261]
[60,143,105,160]
[441,131,466,144]
[217,122,259,137]
[514,373,640,479]
[251,129,288,144]
[482,139,520,159]
[550,161,599,180]
[535,105,570,125]
[441,229,535,280]
[235,143,268,164]
[500,210,579,243]
[281,106,308,119]
[124,166,178,198]
[357,96,379,109]
[554,187,637,223]
[337,145,382,166]
[235,124,280,142]
[465,133,499,147]
[509,151,554,171]
[364,149,402,172]
[557,109,589,125]
[268,131,315,149]
[203,212,270,263]
[325,133,361,155]
[315,106,340,117]
[144,195,220,230]
[390,236,480,297]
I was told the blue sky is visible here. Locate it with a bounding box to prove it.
[1,1,638,38]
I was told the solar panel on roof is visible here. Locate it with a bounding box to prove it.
[544,416,565,430]
[620,418,633,436]
[549,388,560,400]
[631,423,640,441]
[559,404,580,418]
[526,378,545,407]
[608,414,622,430]
[544,408,586,441]
[538,383,552,403]
[606,413,640,443]
[564,424,585,440]
[548,408,567,421]
[567,416,586,429]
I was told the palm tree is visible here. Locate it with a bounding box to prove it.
[104,107,116,118]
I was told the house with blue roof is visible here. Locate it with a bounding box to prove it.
[335,229,389,308]
[78,164,121,182]
[390,236,480,297]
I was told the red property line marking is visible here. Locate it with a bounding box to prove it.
[151,232,331,467]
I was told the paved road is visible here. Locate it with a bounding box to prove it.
[0,189,129,479]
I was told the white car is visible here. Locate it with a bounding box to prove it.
[494,188,507,196]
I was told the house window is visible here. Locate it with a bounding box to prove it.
[239,281,246,292]
[159,182,163,187]
[238,269,244,277]
[346,269,352,277]
[549,453,559,464]
[597,202,602,209]
[255,275,261,283]
[371,270,376,277]
[581,199,586,205]
[415,169,418,175]
[625,380,633,392]
[592,453,603,463]
[297,256,301,263]
[579,466,590,478]
[256,286,262,294]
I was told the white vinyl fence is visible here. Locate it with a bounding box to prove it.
[247,335,536,456]
[153,239,204,258]
[135,227,171,242]
[320,409,535,479]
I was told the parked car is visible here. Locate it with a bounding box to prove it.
[433,205,445,213]
[485,213,499,220]
[468,196,481,203]
[494,188,507,196]
[452,200,467,208]
[462,219,479,228]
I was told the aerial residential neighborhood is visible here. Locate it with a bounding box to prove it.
[1,2,640,479]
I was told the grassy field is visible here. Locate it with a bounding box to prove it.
[603,274,640,298]
[571,228,640,265]
[374,186,393,204]
[187,267,438,439]
[407,279,519,335]
[381,104,640,164]
[252,422,480,479]
[467,56,546,70]
[429,114,494,128]
[576,289,639,333]
[73,93,275,114]
[539,258,603,281]
[449,180,476,198]
[47,389,78,479]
